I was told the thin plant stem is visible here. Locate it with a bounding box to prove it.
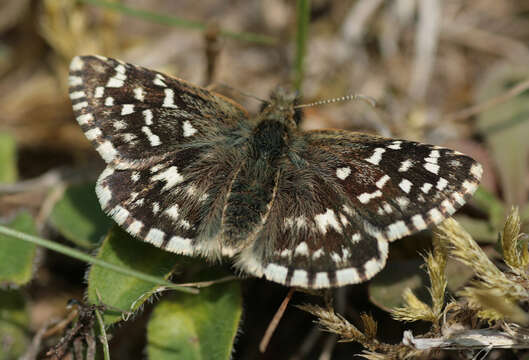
[0,224,197,294]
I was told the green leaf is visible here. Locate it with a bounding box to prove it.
[86,226,180,325]
[0,132,17,183]
[147,281,242,360]
[49,183,113,248]
[369,260,428,311]
[0,290,30,360]
[476,65,529,207]
[0,212,38,286]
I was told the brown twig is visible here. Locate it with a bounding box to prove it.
[444,77,529,123]
[259,288,296,353]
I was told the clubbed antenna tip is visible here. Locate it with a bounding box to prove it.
[294,94,377,109]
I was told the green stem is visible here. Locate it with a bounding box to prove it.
[95,308,111,360]
[294,0,311,92]
[0,225,197,294]
[77,0,276,45]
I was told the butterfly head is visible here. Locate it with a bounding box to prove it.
[260,87,299,130]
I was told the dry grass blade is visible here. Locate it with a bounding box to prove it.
[501,207,529,270]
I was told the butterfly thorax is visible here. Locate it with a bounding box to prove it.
[219,91,296,251]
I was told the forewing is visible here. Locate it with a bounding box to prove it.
[68,55,249,169]
[237,130,482,288]
[70,55,251,256]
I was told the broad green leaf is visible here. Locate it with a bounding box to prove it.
[0,212,38,286]
[0,290,30,360]
[147,281,242,360]
[0,132,17,183]
[455,215,498,244]
[50,183,113,248]
[86,226,179,324]
[369,260,428,311]
[476,65,529,207]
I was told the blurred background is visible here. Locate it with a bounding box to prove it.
[1,0,529,359]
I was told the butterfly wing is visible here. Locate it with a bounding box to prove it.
[69,55,249,169]
[236,129,482,288]
[69,56,251,257]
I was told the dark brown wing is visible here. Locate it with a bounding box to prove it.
[236,130,482,288]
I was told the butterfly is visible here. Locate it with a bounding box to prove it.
[68,55,482,289]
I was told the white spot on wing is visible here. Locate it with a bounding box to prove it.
[452,192,465,205]
[151,166,184,191]
[396,196,410,209]
[352,233,361,243]
[111,206,129,225]
[167,236,193,254]
[424,163,440,174]
[314,273,330,288]
[85,128,102,141]
[106,77,124,88]
[265,264,288,284]
[77,113,94,125]
[182,120,198,137]
[94,87,104,98]
[312,248,324,259]
[131,172,140,182]
[412,215,427,230]
[436,177,449,191]
[471,163,483,179]
[152,202,160,214]
[294,242,309,257]
[70,56,84,71]
[399,159,413,172]
[145,228,165,246]
[387,141,402,150]
[69,76,82,86]
[428,208,444,223]
[134,87,145,101]
[314,209,342,234]
[163,88,178,108]
[290,270,308,286]
[336,268,360,285]
[441,199,456,214]
[364,257,383,278]
[121,104,135,115]
[104,97,114,106]
[365,148,385,165]
[399,179,413,193]
[143,109,153,125]
[70,91,86,100]
[97,141,118,163]
[72,101,88,111]
[113,120,127,130]
[462,180,477,194]
[386,220,409,240]
[357,190,382,204]
[421,183,433,194]
[376,175,390,189]
[153,74,166,87]
[142,126,161,146]
[336,167,351,180]
[95,184,112,209]
[128,220,143,236]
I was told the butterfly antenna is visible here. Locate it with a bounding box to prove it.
[214,83,268,104]
[294,94,377,109]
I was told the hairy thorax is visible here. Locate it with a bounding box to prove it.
[221,118,291,250]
